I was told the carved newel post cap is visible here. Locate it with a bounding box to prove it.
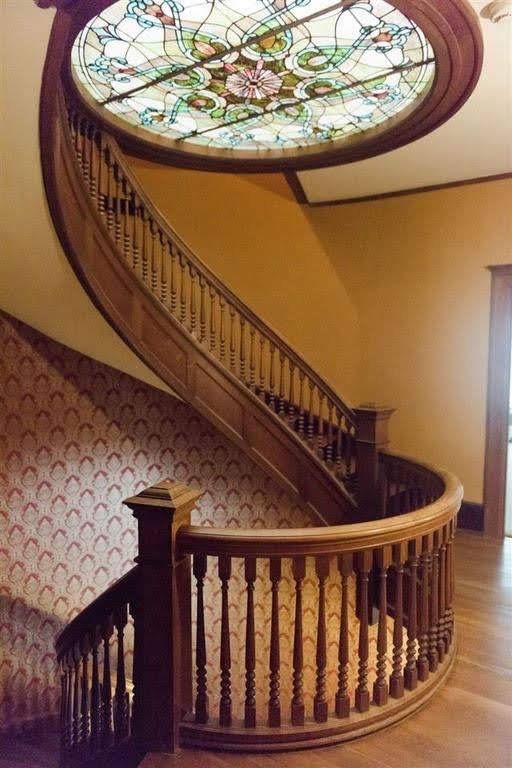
[123,478,203,515]
[354,404,395,446]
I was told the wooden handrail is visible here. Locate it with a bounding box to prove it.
[55,566,138,660]
[177,456,461,557]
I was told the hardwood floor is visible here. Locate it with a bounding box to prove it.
[142,533,512,768]
[1,533,510,768]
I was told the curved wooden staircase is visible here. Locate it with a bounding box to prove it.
[38,4,464,766]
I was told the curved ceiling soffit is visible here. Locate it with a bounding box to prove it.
[43,0,483,173]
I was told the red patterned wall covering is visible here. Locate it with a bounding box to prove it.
[0,311,316,731]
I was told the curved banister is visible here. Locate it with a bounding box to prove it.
[177,456,461,557]
[55,566,138,660]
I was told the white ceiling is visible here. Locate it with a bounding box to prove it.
[297,1,512,203]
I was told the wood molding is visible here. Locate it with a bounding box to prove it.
[458,501,484,532]
[483,265,512,538]
[286,171,512,207]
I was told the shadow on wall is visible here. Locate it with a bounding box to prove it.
[0,310,314,731]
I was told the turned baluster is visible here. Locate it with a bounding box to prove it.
[150,219,159,293]
[80,120,89,188]
[105,146,114,233]
[287,362,296,425]
[219,555,232,727]
[345,426,354,477]
[170,243,178,315]
[190,267,198,337]
[88,128,98,204]
[297,371,306,437]
[335,412,344,478]
[65,650,73,754]
[355,550,372,712]
[122,179,131,263]
[244,557,257,728]
[129,599,140,738]
[259,334,266,401]
[335,553,352,717]
[101,617,113,748]
[390,543,406,698]
[278,352,286,417]
[80,635,90,747]
[239,316,246,382]
[193,553,208,724]
[291,557,305,726]
[89,627,101,753]
[404,541,419,690]
[307,381,316,444]
[199,280,207,343]
[96,132,106,217]
[141,209,149,284]
[429,531,440,672]
[437,527,447,661]
[268,558,282,727]
[209,286,217,354]
[314,556,330,722]
[113,164,122,247]
[445,520,455,647]
[72,643,81,749]
[393,465,403,516]
[268,343,276,410]
[229,305,236,373]
[59,664,67,761]
[249,326,256,391]
[179,254,187,326]
[131,193,140,274]
[160,234,168,305]
[326,400,334,468]
[373,547,391,706]
[113,605,129,741]
[317,392,325,458]
[417,537,431,681]
[220,297,227,364]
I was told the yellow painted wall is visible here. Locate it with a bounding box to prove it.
[308,179,512,502]
[127,159,361,404]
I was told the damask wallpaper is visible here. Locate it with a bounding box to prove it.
[0,311,386,734]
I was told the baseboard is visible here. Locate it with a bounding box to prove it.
[458,500,484,532]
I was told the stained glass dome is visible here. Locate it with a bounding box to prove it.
[71,0,436,162]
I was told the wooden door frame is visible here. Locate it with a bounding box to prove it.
[483,264,512,538]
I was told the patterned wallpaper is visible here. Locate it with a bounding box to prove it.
[0,311,386,733]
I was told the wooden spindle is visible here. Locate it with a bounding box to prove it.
[335,411,344,479]
[287,362,295,424]
[429,532,440,672]
[219,555,232,727]
[437,530,447,662]
[65,651,73,754]
[72,643,81,748]
[390,543,406,698]
[80,635,90,746]
[59,666,67,761]
[445,522,455,648]
[326,400,334,467]
[268,558,281,727]
[268,343,276,410]
[179,254,187,326]
[170,244,178,315]
[193,553,209,724]
[314,556,330,723]
[404,541,419,690]
[278,353,286,418]
[129,599,140,739]
[355,550,372,712]
[114,605,129,741]
[190,267,198,337]
[160,234,168,304]
[307,381,315,444]
[417,538,431,681]
[122,179,131,263]
[373,547,391,706]
[259,334,266,400]
[101,618,113,748]
[239,316,246,382]
[336,553,353,717]
[141,209,149,284]
[105,147,114,234]
[88,128,98,203]
[220,297,227,364]
[89,627,101,753]
[291,557,305,726]
[114,164,122,246]
[131,193,140,273]
[317,393,325,458]
[249,326,256,390]
[209,286,217,354]
[297,371,305,437]
[244,557,257,728]
[150,219,159,293]
[229,305,236,373]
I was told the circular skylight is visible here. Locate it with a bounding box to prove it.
[71,0,436,160]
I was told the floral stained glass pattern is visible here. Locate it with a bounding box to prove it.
[71,0,435,155]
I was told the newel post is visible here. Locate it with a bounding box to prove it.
[354,404,395,520]
[124,480,203,755]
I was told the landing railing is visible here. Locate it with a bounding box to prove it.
[63,93,358,499]
[55,466,461,762]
